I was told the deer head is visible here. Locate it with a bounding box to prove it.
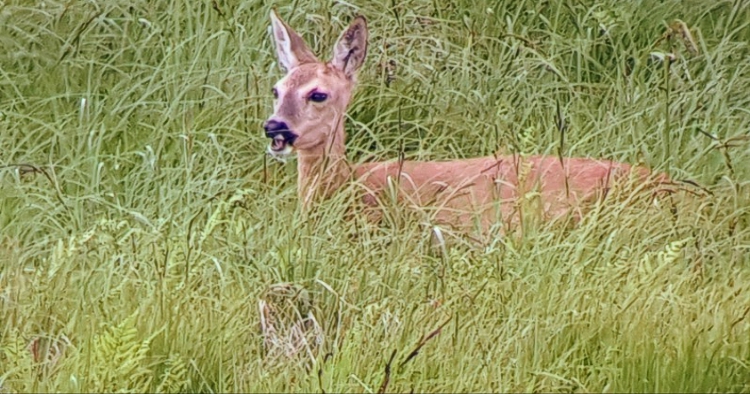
[264,10,368,160]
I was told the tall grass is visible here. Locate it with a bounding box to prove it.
[1,0,749,392]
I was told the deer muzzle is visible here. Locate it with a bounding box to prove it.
[263,119,297,156]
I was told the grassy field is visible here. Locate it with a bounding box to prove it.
[1,0,750,392]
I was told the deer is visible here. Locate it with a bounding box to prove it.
[263,10,671,237]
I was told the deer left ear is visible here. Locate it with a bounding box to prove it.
[331,16,368,79]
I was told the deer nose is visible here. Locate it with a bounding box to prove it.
[263,119,289,138]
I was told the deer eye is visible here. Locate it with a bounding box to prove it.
[272,87,279,99]
[309,91,328,103]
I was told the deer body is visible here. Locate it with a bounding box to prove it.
[354,156,657,230]
[264,11,666,232]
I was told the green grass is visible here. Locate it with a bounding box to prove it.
[1,0,750,392]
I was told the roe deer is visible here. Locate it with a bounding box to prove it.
[263,11,670,234]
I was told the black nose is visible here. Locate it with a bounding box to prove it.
[263,119,289,138]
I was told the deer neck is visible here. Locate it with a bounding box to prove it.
[296,122,350,208]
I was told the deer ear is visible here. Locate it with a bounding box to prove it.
[269,10,318,72]
[331,16,368,78]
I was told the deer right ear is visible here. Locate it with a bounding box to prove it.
[269,10,318,72]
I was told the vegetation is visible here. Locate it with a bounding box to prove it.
[1,0,749,392]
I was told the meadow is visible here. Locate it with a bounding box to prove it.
[1,0,750,392]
